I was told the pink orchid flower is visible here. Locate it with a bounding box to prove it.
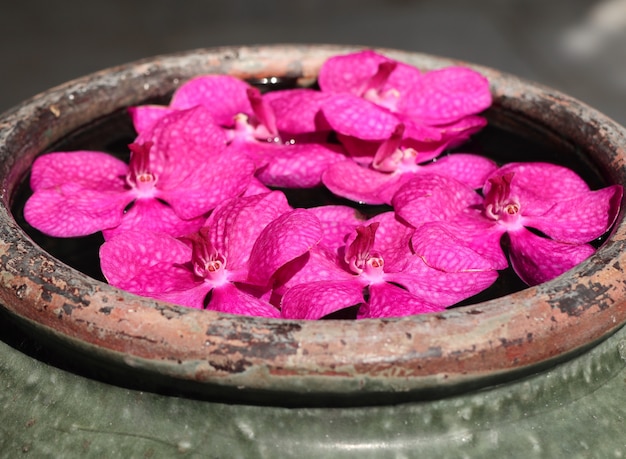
[24,106,255,239]
[393,163,623,285]
[322,123,497,204]
[130,75,345,188]
[280,213,498,319]
[99,191,323,317]
[318,49,492,144]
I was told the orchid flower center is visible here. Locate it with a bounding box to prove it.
[361,61,401,112]
[483,173,522,226]
[345,222,385,283]
[372,124,419,173]
[191,231,229,285]
[228,87,282,145]
[126,142,158,196]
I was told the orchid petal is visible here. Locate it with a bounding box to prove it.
[265,88,334,134]
[206,191,292,271]
[508,227,596,286]
[128,105,177,134]
[169,75,253,125]
[30,151,128,191]
[385,256,498,307]
[401,66,492,124]
[99,230,193,291]
[281,280,364,320]
[322,94,400,140]
[392,174,483,228]
[308,205,366,251]
[247,209,323,286]
[206,283,280,318]
[24,184,131,237]
[254,142,346,188]
[361,282,446,318]
[422,153,497,189]
[322,159,398,205]
[523,185,623,244]
[102,199,206,240]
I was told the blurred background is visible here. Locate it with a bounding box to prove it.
[1,0,625,125]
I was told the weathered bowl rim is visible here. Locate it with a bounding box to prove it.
[1,44,625,406]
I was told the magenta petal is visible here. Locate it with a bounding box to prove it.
[281,280,364,320]
[206,283,280,318]
[170,75,253,125]
[265,88,334,134]
[30,151,128,191]
[322,94,400,140]
[410,222,499,272]
[401,66,492,124]
[128,105,176,134]
[385,256,498,307]
[102,199,206,240]
[524,185,623,244]
[392,174,483,227]
[308,205,366,251]
[364,212,414,268]
[422,153,497,189]
[206,191,292,271]
[161,153,255,220]
[361,282,446,318]
[508,227,596,286]
[24,184,130,237]
[322,159,397,205]
[319,50,391,94]
[99,230,193,291]
[483,162,589,204]
[254,143,346,188]
[247,209,323,286]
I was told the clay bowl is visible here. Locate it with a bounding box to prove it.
[1,44,625,406]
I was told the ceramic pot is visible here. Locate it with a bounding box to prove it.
[1,45,625,457]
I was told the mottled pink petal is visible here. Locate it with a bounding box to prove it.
[160,152,255,220]
[508,227,596,286]
[485,163,592,215]
[364,212,414,268]
[138,106,228,181]
[154,283,214,310]
[206,191,292,271]
[322,159,397,205]
[410,222,500,272]
[99,230,193,291]
[169,75,253,125]
[30,151,128,191]
[247,209,323,286]
[265,88,334,134]
[242,177,273,196]
[308,205,366,251]
[102,199,205,240]
[254,142,346,188]
[281,280,364,320]
[384,256,498,307]
[128,105,177,134]
[24,184,130,237]
[360,282,445,318]
[392,174,483,228]
[206,283,280,318]
[422,153,497,189]
[524,185,623,244]
[401,66,492,124]
[319,49,422,96]
[322,94,400,140]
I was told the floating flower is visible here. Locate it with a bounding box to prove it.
[393,163,624,285]
[130,75,345,188]
[322,123,497,204]
[24,106,255,239]
[100,191,323,316]
[280,214,498,319]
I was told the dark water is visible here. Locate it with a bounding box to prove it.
[9,79,611,308]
